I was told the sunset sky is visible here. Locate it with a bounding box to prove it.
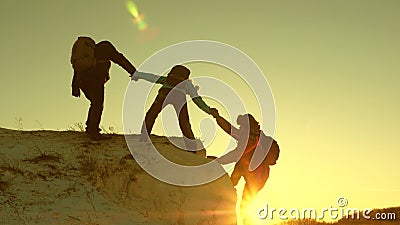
[1,0,399,224]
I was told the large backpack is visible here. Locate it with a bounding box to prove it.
[70,37,96,72]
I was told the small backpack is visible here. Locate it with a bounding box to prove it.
[70,37,96,72]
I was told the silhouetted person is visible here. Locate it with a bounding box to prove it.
[131,65,212,152]
[210,109,279,224]
[71,36,136,140]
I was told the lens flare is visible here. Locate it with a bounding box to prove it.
[126,0,147,31]
[126,0,138,17]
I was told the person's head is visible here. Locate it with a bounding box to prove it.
[236,113,260,135]
[77,36,95,47]
[166,65,191,86]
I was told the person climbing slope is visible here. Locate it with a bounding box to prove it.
[210,109,280,224]
[131,65,212,152]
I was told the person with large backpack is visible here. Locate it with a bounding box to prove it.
[210,109,280,224]
[70,36,137,140]
[131,65,212,152]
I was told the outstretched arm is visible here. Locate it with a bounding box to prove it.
[210,109,240,140]
[192,97,211,114]
[131,71,166,84]
[96,41,137,75]
[213,113,244,164]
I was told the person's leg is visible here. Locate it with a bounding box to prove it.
[240,181,260,225]
[89,85,104,134]
[80,84,92,132]
[240,170,269,223]
[81,83,104,135]
[174,102,196,151]
[230,166,241,186]
[140,95,165,140]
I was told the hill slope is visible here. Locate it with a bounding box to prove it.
[0,128,237,225]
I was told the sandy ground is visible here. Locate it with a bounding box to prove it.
[0,128,237,225]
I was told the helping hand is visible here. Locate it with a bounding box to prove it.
[131,74,139,81]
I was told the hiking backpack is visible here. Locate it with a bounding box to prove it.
[246,134,280,171]
[263,138,280,165]
[70,37,96,72]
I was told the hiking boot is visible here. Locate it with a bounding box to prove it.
[88,132,111,141]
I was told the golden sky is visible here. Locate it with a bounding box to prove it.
[1,0,399,224]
